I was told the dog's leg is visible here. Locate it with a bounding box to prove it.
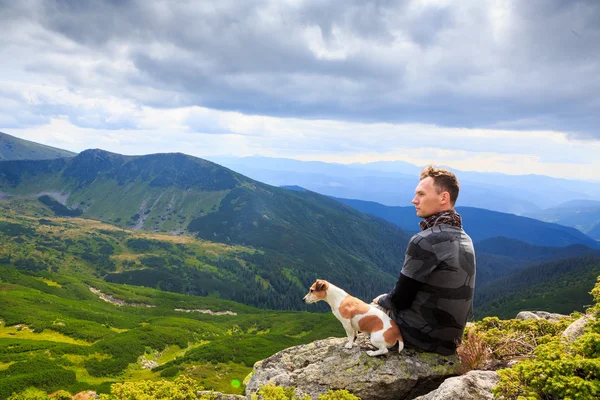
[366,347,389,356]
[343,323,356,349]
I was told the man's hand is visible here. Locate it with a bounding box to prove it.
[372,294,385,305]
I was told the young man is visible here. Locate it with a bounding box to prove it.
[374,166,476,355]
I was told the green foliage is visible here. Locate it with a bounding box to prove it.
[7,387,50,400]
[492,276,600,400]
[250,383,310,400]
[100,375,200,400]
[475,257,600,319]
[249,384,361,400]
[0,356,77,399]
[0,266,342,395]
[51,390,72,400]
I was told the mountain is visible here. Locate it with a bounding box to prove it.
[0,131,76,161]
[332,197,600,248]
[208,155,600,213]
[473,237,600,285]
[0,149,412,307]
[526,200,600,240]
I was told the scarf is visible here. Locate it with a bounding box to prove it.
[419,209,463,231]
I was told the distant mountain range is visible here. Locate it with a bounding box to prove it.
[0,148,412,306]
[525,200,600,240]
[209,155,600,215]
[0,131,76,160]
[321,195,600,249]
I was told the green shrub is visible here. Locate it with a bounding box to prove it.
[99,375,200,400]
[7,387,49,400]
[250,383,310,400]
[493,275,600,400]
[250,384,361,400]
[51,390,73,400]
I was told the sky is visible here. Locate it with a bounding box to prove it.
[1,0,600,180]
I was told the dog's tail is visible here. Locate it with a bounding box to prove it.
[397,340,404,353]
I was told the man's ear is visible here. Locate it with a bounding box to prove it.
[441,191,450,204]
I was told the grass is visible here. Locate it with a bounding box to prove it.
[0,325,91,346]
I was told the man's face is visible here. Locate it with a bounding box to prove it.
[412,177,444,218]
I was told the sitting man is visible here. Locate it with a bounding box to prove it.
[374,166,476,355]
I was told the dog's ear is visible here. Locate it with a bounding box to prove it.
[315,280,328,291]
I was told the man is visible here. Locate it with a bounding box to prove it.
[374,165,476,355]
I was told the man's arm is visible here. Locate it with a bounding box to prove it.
[377,273,422,310]
[376,235,439,311]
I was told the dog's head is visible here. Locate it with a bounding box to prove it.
[303,279,329,304]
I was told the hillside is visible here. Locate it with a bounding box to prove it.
[474,255,600,319]
[0,266,342,397]
[0,159,411,309]
[333,197,600,248]
[0,132,76,161]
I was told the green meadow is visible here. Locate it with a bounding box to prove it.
[0,206,343,398]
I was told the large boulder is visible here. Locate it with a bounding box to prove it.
[562,314,594,342]
[414,370,499,400]
[245,335,460,400]
[516,311,567,322]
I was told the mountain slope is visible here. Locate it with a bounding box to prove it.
[0,150,412,306]
[334,197,600,248]
[0,131,76,161]
[475,256,600,319]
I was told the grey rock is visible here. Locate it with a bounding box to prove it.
[516,311,567,321]
[562,314,594,342]
[246,335,460,400]
[414,370,499,400]
[197,391,245,400]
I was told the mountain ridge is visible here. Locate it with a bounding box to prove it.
[0,131,76,161]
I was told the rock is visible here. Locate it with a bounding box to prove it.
[197,391,246,400]
[72,391,99,400]
[246,335,460,400]
[562,314,594,342]
[140,357,159,370]
[516,311,567,321]
[414,370,499,400]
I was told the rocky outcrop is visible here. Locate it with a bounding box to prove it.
[516,311,568,321]
[414,370,499,400]
[246,335,460,400]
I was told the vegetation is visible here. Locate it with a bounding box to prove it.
[491,277,600,400]
[475,256,600,319]
[458,276,600,400]
[0,266,343,397]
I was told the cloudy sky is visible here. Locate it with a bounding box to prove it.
[1,0,599,180]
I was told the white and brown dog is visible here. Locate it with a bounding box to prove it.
[303,279,403,356]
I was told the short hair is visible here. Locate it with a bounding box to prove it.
[420,165,460,206]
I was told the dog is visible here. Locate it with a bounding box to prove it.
[303,279,403,356]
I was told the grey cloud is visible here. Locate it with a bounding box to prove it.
[0,0,599,137]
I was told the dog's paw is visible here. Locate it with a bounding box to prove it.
[344,342,354,349]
